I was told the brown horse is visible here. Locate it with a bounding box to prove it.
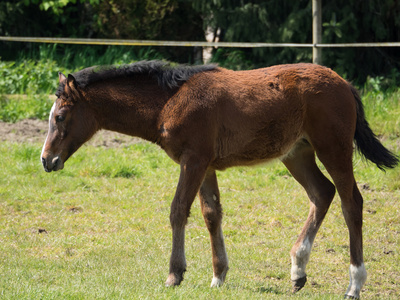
[41,61,398,298]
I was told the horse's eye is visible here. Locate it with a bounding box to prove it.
[55,115,65,123]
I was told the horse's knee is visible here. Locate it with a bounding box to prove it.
[169,206,189,228]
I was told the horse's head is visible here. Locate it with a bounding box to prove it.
[41,72,99,172]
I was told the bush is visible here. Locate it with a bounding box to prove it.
[0,94,53,122]
[0,59,65,95]
[0,44,164,95]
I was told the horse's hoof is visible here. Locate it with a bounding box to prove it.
[165,273,184,287]
[292,276,307,293]
[210,267,229,287]
[344,294,359,299]
[210,277,224,287]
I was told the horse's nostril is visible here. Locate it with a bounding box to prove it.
[41,157,47,168]
[52,157,60,171]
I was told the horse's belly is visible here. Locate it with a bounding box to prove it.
[211,135,297,170]
[211,155,276,170]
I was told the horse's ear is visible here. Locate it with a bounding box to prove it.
[67,74,78,90]
[65,74,80,101]
[59,72,67,83]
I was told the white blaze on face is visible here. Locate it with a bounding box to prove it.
[40,103,56,161]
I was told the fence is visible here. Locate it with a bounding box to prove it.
[1,0,400,65]
[1,36,400,63]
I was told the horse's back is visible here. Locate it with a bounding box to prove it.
[207,64,353,168]
[160,64,356,169]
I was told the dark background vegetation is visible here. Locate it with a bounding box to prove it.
[1,0,400,86]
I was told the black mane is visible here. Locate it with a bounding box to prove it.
[71,60,218,90]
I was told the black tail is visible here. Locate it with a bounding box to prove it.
[351,85,399,170]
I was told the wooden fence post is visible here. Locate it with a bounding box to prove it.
[312,0,322,64]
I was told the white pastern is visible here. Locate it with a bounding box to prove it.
[345,263,367,298]
[210,276,223,287]
[210,226,229,287]
[40,103,55,160]
[291,237,312,280]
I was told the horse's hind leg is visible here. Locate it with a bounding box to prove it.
[199,169,229,287]
[315,147,367,299]
[281,140,336,293]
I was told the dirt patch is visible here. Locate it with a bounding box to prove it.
[0,119,141,148]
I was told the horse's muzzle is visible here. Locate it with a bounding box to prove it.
[41,156,64,172]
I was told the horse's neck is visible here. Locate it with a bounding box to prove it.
[85,80,169,142]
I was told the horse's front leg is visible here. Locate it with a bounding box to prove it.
[165,154,210,287]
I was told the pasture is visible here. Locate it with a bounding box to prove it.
[0,89,399,299]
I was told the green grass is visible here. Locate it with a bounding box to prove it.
[0,78,399,298]
[0,132,399,299]
[362,89,400,139]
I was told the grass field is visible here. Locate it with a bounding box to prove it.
[0,89,399,299]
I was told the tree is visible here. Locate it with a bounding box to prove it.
[191,0,312,68]
[0,0,204,63]
[322,0,400,84]
[191,0,400,85]
[1,0,399,84]
[91,0,204,62]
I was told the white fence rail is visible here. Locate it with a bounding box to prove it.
[1,36,400,66]
[1,36,400,48]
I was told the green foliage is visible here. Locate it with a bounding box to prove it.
[320,1,400,84]
[0,1,94,45]
[93,0,180,39]
[323,13,343,38]
[90,0,204,63]
[193,0,312,70]
[0,45,164,97]
[1,0,400,83]
[0,0,204,64]
[0,95,53,122]
[0,59,63,95]
[190,0,400,83]
[23,0,100,14]
[211,49,254,70]
[361,88,400,139]
[20,43,163,68]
